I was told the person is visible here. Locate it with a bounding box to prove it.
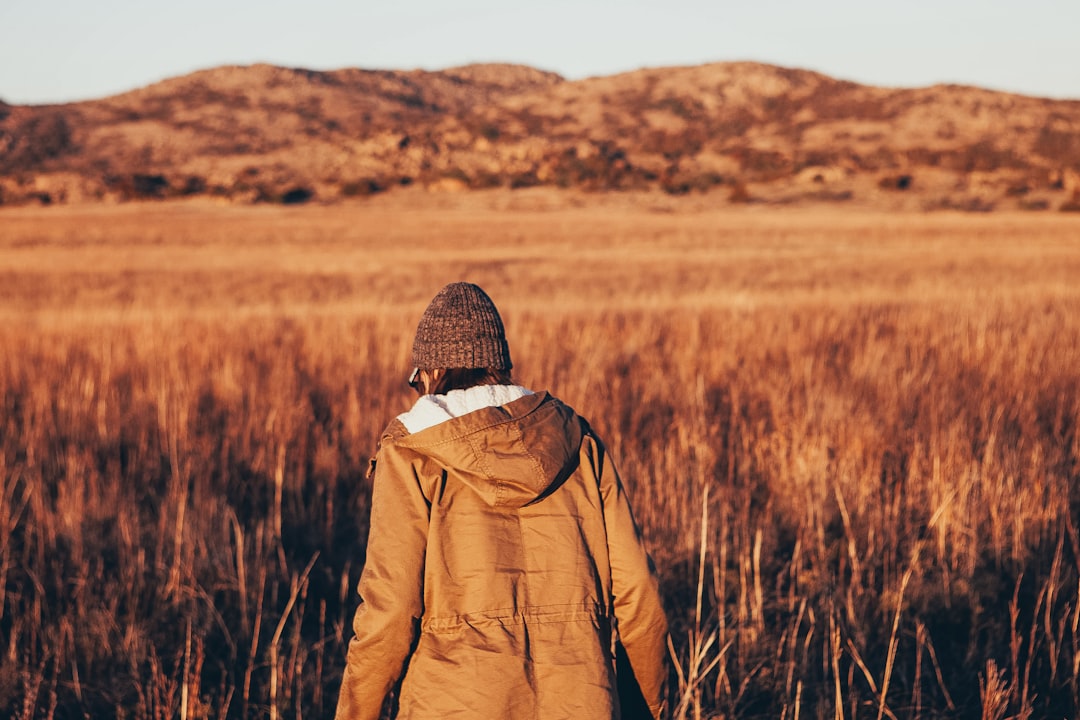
[335,282,669,720]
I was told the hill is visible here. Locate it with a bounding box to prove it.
[2,61,1080,210]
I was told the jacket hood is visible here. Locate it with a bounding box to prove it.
[392,392,584,508]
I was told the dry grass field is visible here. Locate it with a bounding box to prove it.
[2,190,1080,718]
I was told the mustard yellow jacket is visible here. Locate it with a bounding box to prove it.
[336,391,669,720]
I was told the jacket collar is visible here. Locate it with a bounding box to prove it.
[397,384,534,434]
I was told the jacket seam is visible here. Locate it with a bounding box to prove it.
[422,602,607,634]
[513,421,550,502]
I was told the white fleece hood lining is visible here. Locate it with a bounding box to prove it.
[397,384,535,434]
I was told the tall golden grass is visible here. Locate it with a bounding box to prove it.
[2,194,1080,718]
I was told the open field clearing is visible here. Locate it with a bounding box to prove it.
[3,193,1080,316]
[2,193,1080,718]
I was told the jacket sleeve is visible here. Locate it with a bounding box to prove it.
[591,434,670,720]
[335,439,430,720]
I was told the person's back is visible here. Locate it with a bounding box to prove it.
[335,283,668,720]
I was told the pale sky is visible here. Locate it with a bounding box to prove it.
[1,0,1078,105]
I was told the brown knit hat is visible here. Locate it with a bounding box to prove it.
[412,283,512,370]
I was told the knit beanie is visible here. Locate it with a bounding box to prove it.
[411,283,512,370]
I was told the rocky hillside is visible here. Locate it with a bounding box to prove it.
[2,61,1080,210]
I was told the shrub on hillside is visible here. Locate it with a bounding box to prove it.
[280,187,314,204]
[879,174,913,191]
[0,111,75,173]
[340,178,387,197]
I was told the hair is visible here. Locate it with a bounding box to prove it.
[425,367,513,396]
